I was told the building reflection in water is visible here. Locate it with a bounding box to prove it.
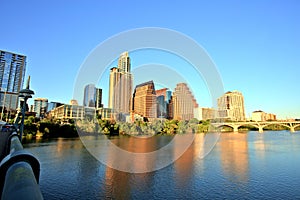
[173,133,205,187]
[253,134,266,159]
[104,136,159,199]
[219,133,249,183]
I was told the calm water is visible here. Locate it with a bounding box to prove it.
[24,131,300,199]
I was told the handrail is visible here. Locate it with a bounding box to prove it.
[0,132,43,200]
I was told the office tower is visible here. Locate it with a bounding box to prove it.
[83,84,102,108]
[156,88,171,118]
[34,98,48,118]
[132,80,157,119]
[108,52,133,118]
[172,83,198,120]
[0,50,27,111]
[84,84,96,107]
[95,88,103,109]
[217,90,246,121]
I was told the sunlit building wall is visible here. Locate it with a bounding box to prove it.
[217,90,246,121]
[108,52,133,119]
[172,83,198,121]
[132,80,157,119]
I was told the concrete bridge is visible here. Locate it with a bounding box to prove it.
[211,121,300,133]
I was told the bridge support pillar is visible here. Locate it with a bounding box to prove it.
[258,127,263,133]
[290,127,295,133]
[233,126,239,132]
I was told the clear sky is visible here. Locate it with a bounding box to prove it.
[1,0,299,119]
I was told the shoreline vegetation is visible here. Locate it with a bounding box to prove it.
[20,116,297,140]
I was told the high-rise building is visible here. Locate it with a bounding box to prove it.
[108,52,133,119]
[0,50,27,111]
[156,88,171,118]
[217,90,246,121]
[84,84,96,107]
[83,84,102,108]
[172,83,198,121]
[34,98,48,118]
[95,88,103,109]
[132,80,157,120]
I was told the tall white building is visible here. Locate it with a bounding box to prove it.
[217,90,245,121]
[108,52,133,120]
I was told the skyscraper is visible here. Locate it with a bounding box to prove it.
[132,80,157,120]
[83,84,102,108]
[108,52,133,119]
[172,83,198,121]
[95,88,103,109]
[217,90,246,121]
[156,88,171,118]
[34,98,48,118]
[0,50,26,110]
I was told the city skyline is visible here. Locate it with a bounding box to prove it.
[1,1,299,119]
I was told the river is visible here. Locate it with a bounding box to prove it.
[23,131,300,199]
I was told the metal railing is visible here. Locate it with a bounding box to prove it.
[0,132,43,199]
[0,77,43,199]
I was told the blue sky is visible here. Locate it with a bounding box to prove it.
[1,0,299,119]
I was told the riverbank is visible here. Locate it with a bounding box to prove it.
[21,117,299,141]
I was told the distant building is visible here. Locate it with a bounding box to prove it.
[96,107,113,120]
[49,104,95,120]
[0,50,27,111]
[48,101,64,112]
[132,80,157,120]
[194,107,217,120]
[34,98,48,118]
[108,52,133,119]
[69,99,79,105]
[252,110,276,121]
[95,88,103,109]
[156,88,171,119]
[83,84,102,108]
[217,90,246,121]
[172,83,198,121]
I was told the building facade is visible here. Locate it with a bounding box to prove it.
[83,84,102,108]
[34,98,48,118]
[47,101,64,112]
[172,83,198,121]
[217,91,246,121]
[108,52,133,119]
[132,80,157,120]
[156,88,171,119]
[0,50,27,111]
[49,104,96,120]
[251,110,276,121]
[194,107,217,121]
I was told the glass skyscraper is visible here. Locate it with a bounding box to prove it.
[0,50,26,111]
[83,84,102,108]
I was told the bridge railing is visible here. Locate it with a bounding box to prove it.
[0,131,43,200]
